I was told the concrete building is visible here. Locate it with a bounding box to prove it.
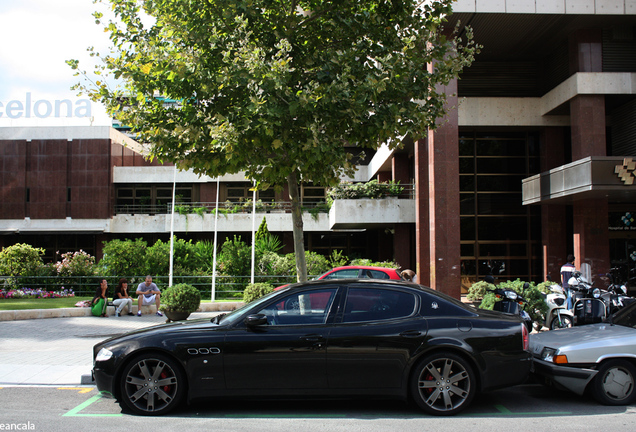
[1,0,635,297]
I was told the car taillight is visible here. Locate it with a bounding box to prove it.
[521,323,529,351]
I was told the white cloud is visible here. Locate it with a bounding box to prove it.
[0,0,113,101]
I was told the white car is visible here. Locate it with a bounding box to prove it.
[529,301,636,405]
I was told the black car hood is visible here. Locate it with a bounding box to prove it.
[96,318,222,347]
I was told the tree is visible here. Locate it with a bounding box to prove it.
[0,243,44,277]
[99,238,148,277]
[70,0,477,282]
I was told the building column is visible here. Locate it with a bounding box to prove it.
[392,153,413,269]
[541,128,568,281]
[415,78,461,298]
[568,29,610,284]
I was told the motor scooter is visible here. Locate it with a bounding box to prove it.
[490,282,533,332]
[568,271,606,325]
[603,267,636,315]
[541,283,574,330]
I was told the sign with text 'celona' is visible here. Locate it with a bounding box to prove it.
[0,92,111,127]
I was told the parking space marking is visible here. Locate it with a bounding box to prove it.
[62,394,122,417]
[465,404,572,417]
[58,387,93,394]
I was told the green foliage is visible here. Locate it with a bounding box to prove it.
[243,283,274,303]
[255,218,269,241]
[255,233,283,256]
[328,180,404,200]
[536,281,555,294]
[99,238,147,277]
[218,236,251,277]
[71,0,478,282]
[328,250,349,268]
[466,280,495,302]
[305,251,331,276]
[160,283,201,313]
[193,240,217,273]
[476,279,548,325]
[0,243,45,277]
[256,250,330,284]
[349,258,399,268]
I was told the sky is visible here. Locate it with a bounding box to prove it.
[0,0,114,124]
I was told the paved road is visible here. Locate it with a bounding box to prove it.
[0,311,222,385]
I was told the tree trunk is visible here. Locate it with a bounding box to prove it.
[287,171,308,282]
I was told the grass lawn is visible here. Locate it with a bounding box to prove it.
[0,297,92,311]
[0,297,239,311]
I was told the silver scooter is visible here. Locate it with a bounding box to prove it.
[541,283,574,330]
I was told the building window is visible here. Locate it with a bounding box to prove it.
[459,131,541,284]
[301,185,326,207]
[115,184,193,214]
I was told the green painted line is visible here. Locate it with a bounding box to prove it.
[495,404,512,414]
[224,414,348,419]
[467,410,572,417]
[63,394,123,417]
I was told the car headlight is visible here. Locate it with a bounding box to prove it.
[95,347,114,362]
[541,347,568,364]
[541,348,556,362]
[505,291,518,300]
[592,288,601,299]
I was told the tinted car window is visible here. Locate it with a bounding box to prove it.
[256,288,337,326]
[364,269,390,279]
[322,269,359,279]
[343,288,415,323]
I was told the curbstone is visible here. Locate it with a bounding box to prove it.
[0,302,244,321]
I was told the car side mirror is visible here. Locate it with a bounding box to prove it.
[244,314,268,327]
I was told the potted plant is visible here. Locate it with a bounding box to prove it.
[160,283,201,321]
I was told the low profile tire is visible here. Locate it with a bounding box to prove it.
[550,315,573,330]
[119,353,186,415]
[410,352,476,416]
[592,360,636,406]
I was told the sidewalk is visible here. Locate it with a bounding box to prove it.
[0,302,242,386]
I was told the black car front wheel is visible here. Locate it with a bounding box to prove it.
[592,359,636,405]
[119,353,186,415]
[410,352,476,416]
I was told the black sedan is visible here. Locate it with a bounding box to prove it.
[92,279,531,416]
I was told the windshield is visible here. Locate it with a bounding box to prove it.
[611,301,636,328]
[216,289,282,326]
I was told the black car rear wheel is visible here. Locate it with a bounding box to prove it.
[410,352,476,416]
[592,360,636,405]
[119,353,186,415]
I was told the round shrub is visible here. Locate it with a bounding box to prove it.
[243,283,274,303]
[160,283,201,313]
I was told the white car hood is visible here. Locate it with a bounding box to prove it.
[530,324,636,361]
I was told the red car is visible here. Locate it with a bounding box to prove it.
[275,266,405,310]
[318,265,403,280]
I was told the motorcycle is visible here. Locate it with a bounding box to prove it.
[568,271,606,325]
[603,267,636,315]
[540,283,574,330]
[490,281,533,332]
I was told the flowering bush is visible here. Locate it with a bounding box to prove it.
[55,250,96,277]
[0,287,75,299]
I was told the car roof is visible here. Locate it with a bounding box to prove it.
[329,265,400,272]
[279,278,476,312]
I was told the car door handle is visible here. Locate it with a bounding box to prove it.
[399,330,423,338]
[302,334,324,342]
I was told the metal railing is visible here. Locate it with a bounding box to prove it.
[0,275,306,300]
[113,183,415,216]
